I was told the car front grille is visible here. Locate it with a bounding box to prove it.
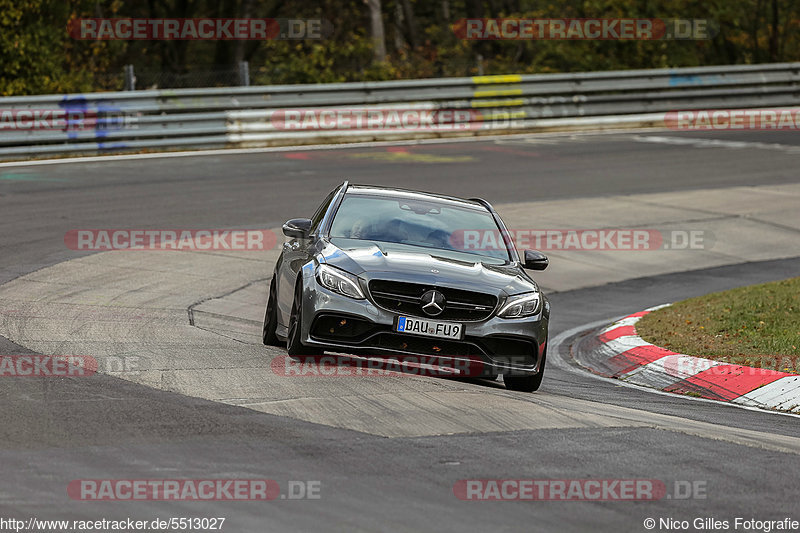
[373,332,484,357]
[368,279,497,321]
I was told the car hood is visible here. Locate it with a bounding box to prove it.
[321,239,537,295]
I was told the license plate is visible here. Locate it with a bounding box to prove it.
[395,316,464,340]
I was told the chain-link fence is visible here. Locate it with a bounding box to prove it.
[93,72,127,92]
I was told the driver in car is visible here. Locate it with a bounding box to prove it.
[351,218,408,243]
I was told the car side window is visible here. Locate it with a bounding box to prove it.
[309,188,338,234]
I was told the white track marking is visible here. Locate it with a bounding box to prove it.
[635,135,800,154]
[0,128,667,168]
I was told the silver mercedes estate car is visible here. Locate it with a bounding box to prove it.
[262,182,550,392]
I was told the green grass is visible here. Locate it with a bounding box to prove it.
[636,277,800,373]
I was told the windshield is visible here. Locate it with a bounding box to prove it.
[329,194,512,261]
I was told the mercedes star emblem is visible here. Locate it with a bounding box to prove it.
[421,289,446,316]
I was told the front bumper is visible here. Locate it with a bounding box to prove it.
[298,275,548,377]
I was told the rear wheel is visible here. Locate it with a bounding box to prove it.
[503,353,546,392]
[262,277,281,346]
[287,280,323,356]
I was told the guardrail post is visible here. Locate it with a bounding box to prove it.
[238,61,250,86]
[123,65,136,91]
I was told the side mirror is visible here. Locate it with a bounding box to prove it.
[523,250,548,270]
[282,218,312,239]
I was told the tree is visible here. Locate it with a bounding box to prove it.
[364,0,387,63]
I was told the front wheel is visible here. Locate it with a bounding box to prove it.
[286,280,323,357]
[503,353,546,392]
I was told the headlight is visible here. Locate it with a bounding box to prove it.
[497,292,541,318]
[317,264,365,299]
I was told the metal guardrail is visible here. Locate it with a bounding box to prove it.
[0,62,798,159]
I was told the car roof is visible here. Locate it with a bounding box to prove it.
[345,184,488,210]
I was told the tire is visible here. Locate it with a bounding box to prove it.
[503,353,546,392]
[286,280,323,357]
[262,276,281,346]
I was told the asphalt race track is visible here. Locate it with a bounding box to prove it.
[0,130,798,532]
